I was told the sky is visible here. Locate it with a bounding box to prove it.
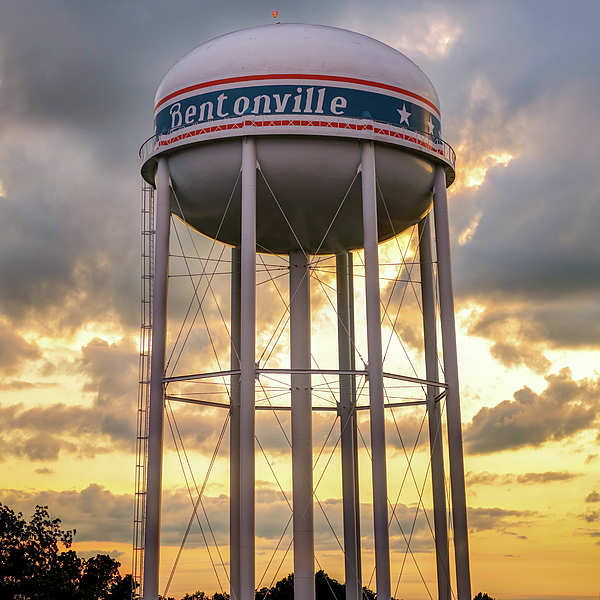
[0,0,599,599]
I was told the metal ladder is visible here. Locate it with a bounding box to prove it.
[133,180,155,598]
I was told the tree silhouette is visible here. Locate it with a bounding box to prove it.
[254,570,393,600]
[473,593,496,600]
[0,503,134,599]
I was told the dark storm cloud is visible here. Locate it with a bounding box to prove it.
[342,2,600,352]
[464,368,600,454]
[0,0,285,336]
[441,6,600,349]
[0,0,598,341]
[0,133,140,333]
[331,3,600,357]
[0,0,597,374]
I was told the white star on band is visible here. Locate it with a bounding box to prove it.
[427,116,435,135]
[397,103,411,125]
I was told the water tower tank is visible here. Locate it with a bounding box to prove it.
[140,23,455,254]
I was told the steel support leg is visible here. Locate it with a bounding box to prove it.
[240,137,257,600]
[336,252,360,600]
[230,245,242,600]
[419,214,450,600]
[361,140,391,600]
[290,249,315,600]
[433,164,472,600]
[348,253,361,585]
[143,156,171,599]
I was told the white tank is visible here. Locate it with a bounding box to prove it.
[141,24,455,254]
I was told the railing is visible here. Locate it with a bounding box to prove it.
[139,114,456,170]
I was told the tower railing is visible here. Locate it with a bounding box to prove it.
[132,180,155,598]
[140,115,456,174]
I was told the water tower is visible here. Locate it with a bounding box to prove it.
[135,24,470,600]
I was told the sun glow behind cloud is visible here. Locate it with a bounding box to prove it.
[464,152,513,188]
[379,16,462,59]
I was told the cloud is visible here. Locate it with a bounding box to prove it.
[466,471,505,486]
[585,454,598,465]
[489,341,551,375]
[0,484,132,543]
[78,337,139,410]
[362,3,598,354]
[0,318,41,375]
[78,549,125,560]
[579,510,600,524]
[585,491,600,503]
[464,367,600,454]
[466,470,578,486]
[0,129,140,335]
[34,467,54,475]
[452,81,600,349]
[0,380,59,391]
[468,506,537,534]
[0,336,139,461]
[515,471,579,484]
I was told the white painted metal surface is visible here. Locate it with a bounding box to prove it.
[230,245,242,600]
[360,140,391,600]
[336,253,360,600]
[143,157,171,600]
[433,164,472,600]
[155,25,439,111]
[139,23,470,600]
[289,250,315,600]
[419,215,451,600]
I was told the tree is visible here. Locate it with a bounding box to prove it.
[0,503,134,599]
[315,569,345,600]
[254,571,388,600]
[256,572,294,600]
[181,593,230,600]
[473,593,496,600]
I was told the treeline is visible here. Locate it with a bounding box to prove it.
[163,571,390,600]
[168,574,496,600]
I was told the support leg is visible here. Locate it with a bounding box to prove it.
[290,250,315,600]
[433,164,472,600]
[230,245,242,600]
[337,253,360,600]
[419,215,450,600]
[143,156,171,599]
[348,253,362,585]
[361,140,391,600]
[240,137,257,600]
